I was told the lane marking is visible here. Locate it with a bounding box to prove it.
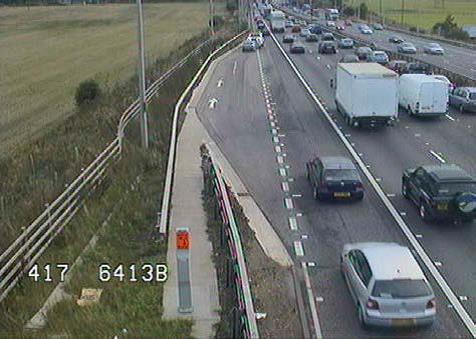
[292,194,302,198]
[277,155,284,164]
[273,136,280,143]
[268,26,476,337]
[386,193,396,197]
[272,128,278,135]
[301,234,308,239]
[288,216,298,230]
[232,60,237,75]
[307,262,316,267]
[208,98,218,109]
[446,114,455,121]
[302,262,323,339]
[294,241,304,256]
[270,121,276,127]
[285,197,294,209]
[279,168,287,177]
[429,150,446,163]
[275,145,281,153]
[282,182,289,192]
[217,79,224,87]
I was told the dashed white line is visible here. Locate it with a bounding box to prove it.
[294,241,304,256]
[288,216,298,230]
[282,182,290,192]
[232,60,237,75]
[275,145,281,153]
[429,150,446,163]
[273,136,280,143]
[277,155,284,164]
[279,168,287,177]
[292,194,302,198]
[285,197,294,209]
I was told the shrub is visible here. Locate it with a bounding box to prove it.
[409,26,417,32]
[432,14,470,40]
[75,79,101,107]
[343,6,355,17]
[210,15,225,30]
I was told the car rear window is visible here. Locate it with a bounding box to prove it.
[437,182,476,195]
[372,279,431,299]
[324,169,359,181]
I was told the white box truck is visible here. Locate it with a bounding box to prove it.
[269,10,286,33]
[398,74,449,117]
[335,63,398,128]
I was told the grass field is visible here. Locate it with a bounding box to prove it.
[345,0,476,30]
[0,3,215,155]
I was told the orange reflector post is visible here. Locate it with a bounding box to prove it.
[176,230,190,250]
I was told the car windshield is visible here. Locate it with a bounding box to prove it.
[437,182,476,195]
[324,169,359,181]
[372,279,431,299]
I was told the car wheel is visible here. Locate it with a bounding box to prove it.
[358,304,368,329]
[419,201,432,222]
[402,182,409,198]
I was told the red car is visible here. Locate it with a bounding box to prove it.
[291,25,301,33]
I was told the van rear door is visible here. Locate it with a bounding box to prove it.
[419,83,434,113]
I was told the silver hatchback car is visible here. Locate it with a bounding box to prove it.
[341,242,436,328]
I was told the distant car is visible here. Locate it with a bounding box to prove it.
[257,21,265,30]
[387,60,408,74]
[242,40,255,52]
[345,19,352,26]
[300,28,311,37]
[402,164,476,222]
[321,32,335,41]
[355,46,373,60]
[285,20,294,28]
[260,25,270,36]
[318,41,337,54]
[306,33,319,42]
[248,33,264,48]
[307,156,364,200]
[340,54,360,63]
[423,43,444,55]
[338,38,354,49]
[449,87,476,113]
[341,242,436,328]
[397,42,417,54]
[326,20,336,27]
[404,62,431,75]
[309,25,322,35]
[368,51,389,65]
[290,41,306,54]
[431,75,455,94]
[389,35,404,43]
[372,23,384,30]
[336,24,345,31]
[359,25,373,34]
[282,34,295,43]
[291,25,301,33]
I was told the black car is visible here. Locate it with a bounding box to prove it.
[309,25,322,35]
[318,41,336,54]
[257,21,265,30]
[306,33,319,42]
[403,62,431,74]
[290,42,305,54]
[283,34,295,43]
[321,32,335,41]
[306,156,364,200]
[402,164,476,222]
[389,35,404,43]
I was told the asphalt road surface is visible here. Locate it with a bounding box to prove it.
[194,36,473,337]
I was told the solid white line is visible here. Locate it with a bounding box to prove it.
[285,197,294,209]
[281,182,289,192]
[429,150,446,163]
[294,241,304,256]
[446,114,455,121]
[269,26,476,337]
[302,262,323,339]
[288,217,298,230]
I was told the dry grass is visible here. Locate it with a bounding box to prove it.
[0,3,213,155]
[350,0,476,30]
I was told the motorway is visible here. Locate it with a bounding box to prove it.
[193,27,475,337]
[282,7,476,81]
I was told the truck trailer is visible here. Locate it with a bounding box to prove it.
[335,63,398,128]
[398,74,449,117]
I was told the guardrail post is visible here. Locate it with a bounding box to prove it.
[176,227,193,313]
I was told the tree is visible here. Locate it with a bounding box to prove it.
[359,2,368,20]
[432,14,470,40]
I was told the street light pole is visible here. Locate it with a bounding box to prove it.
[209,0,215,35]
[137,0,148,149]
[400,0,405,25]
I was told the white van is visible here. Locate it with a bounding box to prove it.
[398,74,448,116]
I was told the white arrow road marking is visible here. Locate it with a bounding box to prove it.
[208,98,218,109]
[217,79,224,87]
[232,61,237,75]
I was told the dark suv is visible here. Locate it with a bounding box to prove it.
[402,164,476,222]
[318,41,336,54]
[306,156,364,200]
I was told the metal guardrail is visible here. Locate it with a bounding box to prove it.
[275,4,476,86]
[158,30,249,235]
[202,149,259,339]
[0,37,214,305]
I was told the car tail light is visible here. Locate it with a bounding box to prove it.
[366,298,379,310]
[426,298,436,309]
[354,182,363,189]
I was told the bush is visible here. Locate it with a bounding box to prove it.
[433,14,470,41]
[226,0,237,12]
[75,79,101,107]
[210,15,225,30]
[343,6,355,17]
[409,26,417,32]
[359,3,368,20]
